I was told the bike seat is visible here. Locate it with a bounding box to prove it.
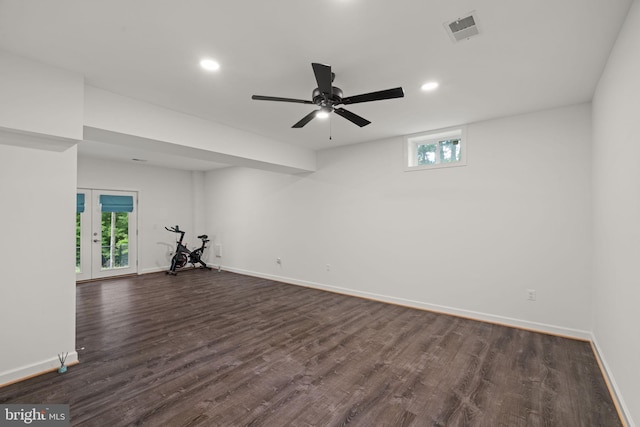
[198,234,208,239]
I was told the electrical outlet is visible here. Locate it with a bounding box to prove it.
[325,264,331,271]
[527,289,536,301]
[276,258,281,265]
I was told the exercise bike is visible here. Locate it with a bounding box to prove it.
[165,225,212,275]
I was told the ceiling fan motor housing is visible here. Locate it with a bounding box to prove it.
[313,87,343,110]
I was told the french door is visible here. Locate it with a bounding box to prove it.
[76,189,138,281]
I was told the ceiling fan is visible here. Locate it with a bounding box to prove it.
[252,63,404,128]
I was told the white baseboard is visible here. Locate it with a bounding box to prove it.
[590,335,635,427]
[222,267,592,340]
[140,266,170,275]
[0,351,79,388]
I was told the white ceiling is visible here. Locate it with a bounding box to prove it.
[0,0,632,169]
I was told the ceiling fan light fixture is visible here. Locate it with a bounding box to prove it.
[200,58,220,72]
[316,110,330,119]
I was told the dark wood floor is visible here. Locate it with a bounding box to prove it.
[0,270,622,426]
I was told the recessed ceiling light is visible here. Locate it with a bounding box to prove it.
[316,110,330,119]
[200,58,220,72]
[421,81,439,91]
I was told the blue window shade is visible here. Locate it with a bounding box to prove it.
[76,193,85,213]
[99,195,134,213]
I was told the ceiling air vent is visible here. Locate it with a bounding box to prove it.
[445,11,480,43]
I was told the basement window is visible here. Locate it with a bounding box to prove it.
[404,126,466,171]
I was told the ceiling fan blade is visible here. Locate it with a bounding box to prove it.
[334,108,371,127]
[252,95,314,104]
[292,110,320,128]
[341,87,405,105]
[312,63,333,95]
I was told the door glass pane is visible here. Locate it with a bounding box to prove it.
[101,211,130,270]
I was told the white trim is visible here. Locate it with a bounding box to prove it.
[221,266,592,340]
[591,335,635,427]
[0,352,79,388]
[140,266,169,275]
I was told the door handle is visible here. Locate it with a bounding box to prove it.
[93,239,100,243]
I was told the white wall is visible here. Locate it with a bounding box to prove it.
[204,103,593,337]
[0,50,82,385]
[0,143,78,385]
[0,50,83,140]
[77,156,206,273]
[592,0,640,424]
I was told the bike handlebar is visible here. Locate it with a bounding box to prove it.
[166,226,207,242]
[165,225,182,233]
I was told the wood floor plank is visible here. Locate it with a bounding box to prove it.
[0,270,623,426]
